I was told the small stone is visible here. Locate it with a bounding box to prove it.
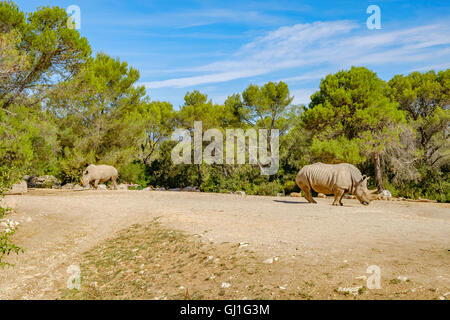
[239,242,249,248]
[337,286,363,296]
[221,282,231,288]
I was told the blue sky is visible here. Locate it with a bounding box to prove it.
[15,0,450,108]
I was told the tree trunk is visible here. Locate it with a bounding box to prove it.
[372,152,383,191]
[197,164,202,187]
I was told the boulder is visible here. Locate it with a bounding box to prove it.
[27,175,61,188]
[97,184,107,190]
[6,181,27,195]
[235,191,246,196]
[182,186,199,192]
[73,184,85,191]
[62,183,75,190]
[155,187,166,191]
[381,190,392,200]
[117,184,128,190]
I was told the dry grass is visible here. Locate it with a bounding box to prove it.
[61,219,447,300]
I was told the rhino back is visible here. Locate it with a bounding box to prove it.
[88,165,118,180]
[298,163,355,193]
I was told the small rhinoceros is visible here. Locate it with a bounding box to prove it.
[80,164,118,190]
[295,163,377,206]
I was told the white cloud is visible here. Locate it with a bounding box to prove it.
[291,88,316,105]
[142,20,450,89]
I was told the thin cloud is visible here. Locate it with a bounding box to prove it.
[291,88,316,105]
[142,20,450,89]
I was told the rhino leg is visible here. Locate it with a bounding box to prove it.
[111,176,118,190]
[332,189,345,206]
[339,191,347,206]
[94,179,99,189]
[300,184,317,204]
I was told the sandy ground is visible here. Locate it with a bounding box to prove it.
[1,189,449,299]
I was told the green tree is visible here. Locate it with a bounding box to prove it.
[137,100,176,165]
[177,91,221,186]
[0,1,91,109]
[388,70,450,167]
[242,81,293,132]
[302,67,406,190]
[48,53,147,181]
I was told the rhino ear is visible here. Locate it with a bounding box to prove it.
[362,175,368,181]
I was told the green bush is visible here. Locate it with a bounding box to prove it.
[256,181,283,196]
[119,162,149,187]
[282,180,298,195]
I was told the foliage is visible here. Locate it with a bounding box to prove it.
[302,67,407,189]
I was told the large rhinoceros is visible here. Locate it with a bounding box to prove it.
[295,163,377,206]
[80,164,118,190]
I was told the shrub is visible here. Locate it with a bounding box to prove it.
[119,162,149,187]
[256,181,283,196]
[282,180,298,195]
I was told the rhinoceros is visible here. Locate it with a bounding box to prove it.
[295,163,377,206]
[80,164,118,190]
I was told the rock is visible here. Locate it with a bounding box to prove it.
[235,191,246,196]
[143,187,152,191]
[238,242,249,248]
[263,258,274,264]
[169,188,181,191]
[117,184,128,190]
[27,175,61,188]
[62,183,75,190]
[337,286,363,296]
[6,181,27,195]
[73,184,84,191]
[397,276,408,282]
[97,184,107,190]
[221,282,231,288]
[155,187,166,191]
[290,192,302,198]
[381,190,392,200]
[182,186,199,192]
[317,193,326,198]
[276,193,283,197]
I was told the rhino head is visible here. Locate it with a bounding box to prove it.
[354,175,377,206]
[80,167,92,187]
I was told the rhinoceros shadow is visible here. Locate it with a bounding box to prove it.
[273,200,310,204]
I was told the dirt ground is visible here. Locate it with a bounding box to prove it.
[1,189,449,300]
